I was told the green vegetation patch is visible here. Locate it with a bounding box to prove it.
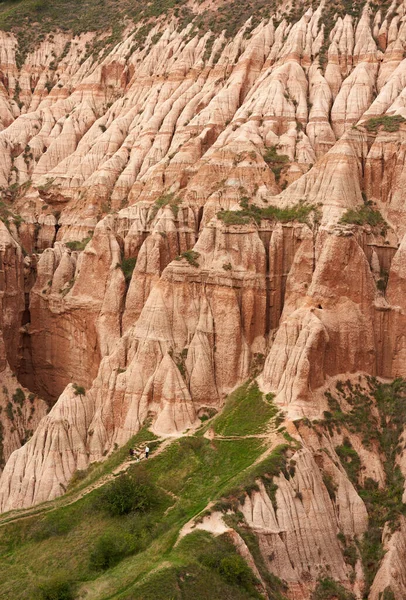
[213,381,279,437]
[218,197,316,227]
[65,237,91,251]
[0,0,391,75]
[119,530,263,600]
[120,256,137,284]
[311,577,355,600]
[340,202,386,228]
[263,145,289,183]
[149,192,181,221]
[223,523,288,600]
[317,0,379,71]
[364,115,406,133]
[72,383,85,396]
[66,423,159,495]
[0,431,265,598]
[36,576,76,600]
[12,388,25,406]
[211,443,294,516]
[149,436,264,510]
[97,465,157,517]
[175,250,200,267]
[380,587,395,600]
[0,199,25,231]
[0,0,311,65]
[0,375,299,599]
[335,438,361,486]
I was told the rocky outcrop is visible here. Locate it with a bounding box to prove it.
[18,217,125,402]
[0,221,25,372]
[369,517,406,600]
[0,383,93,511]
[0,222,47,471]
[240,449,367,598]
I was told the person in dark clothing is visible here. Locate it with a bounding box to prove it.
[129,448,135,459]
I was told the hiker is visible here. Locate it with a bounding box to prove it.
[129,448,135,459]
[145,445,150,459]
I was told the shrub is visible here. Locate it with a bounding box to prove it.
[381,587,395,600]
[217,210,251,225]
[335,438,361,485]
[199,535,259,594]
[175,250,199,267]
[377,269,389,292]
[323,473,337,501]
[89,531,138,571]
[67,468,89,489]
[340,204,385,228]
[12,388,25,406]
[218,554,258,590]
[360,526,385,592]
[260,203,315,223]
[97,466,155,516]
[36,577,75,600]
[312,577,355,600]
[343,543,357,569]
[6,402,14,421]
[31,511,74,541]
[263,145,289,164]
[121,257,136,283]
[199,407,217,421]
[72,383,85,396]
[263,145,289,183]
[180,436,204,452]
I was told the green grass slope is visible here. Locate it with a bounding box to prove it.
[0,382,287,600]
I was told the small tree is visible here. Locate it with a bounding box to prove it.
[72,383,85,397]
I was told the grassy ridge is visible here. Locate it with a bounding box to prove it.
[0,437,265,598]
